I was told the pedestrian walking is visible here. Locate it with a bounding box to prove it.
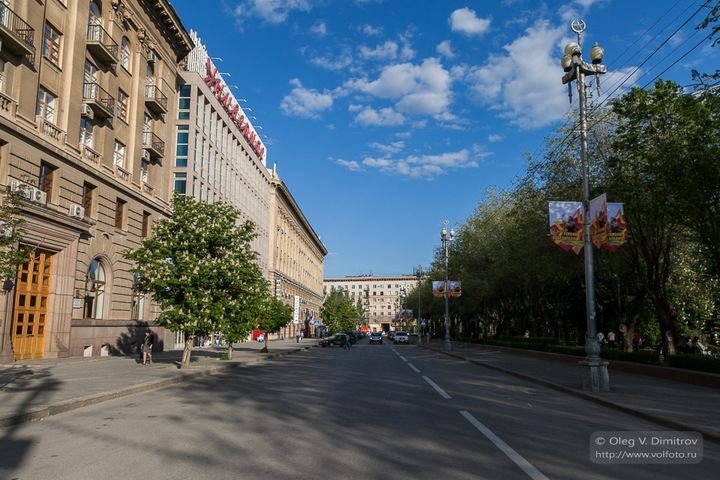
[296,330,300,343]
[607,331,616,349]
[141,329,154,365]
[632,332,642,352]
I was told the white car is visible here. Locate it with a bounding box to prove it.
[394,331,409,344]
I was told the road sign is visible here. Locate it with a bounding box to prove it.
[420,320,427,327]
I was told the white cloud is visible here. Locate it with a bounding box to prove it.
[310,20,327,37]
[352,106,406,126]
[436,40,455,58]
[310,50,354,71]
[346,58,453,116]
[361,24,384,36]
[465,19,568,129]
[359,41,399,61]
[233,0,314,24]
[488,134,503,142]
[333,157,364,171]
[449,8,491,36]
[280,79,334,119]
[368,141,405,154]
[361,149,478,179]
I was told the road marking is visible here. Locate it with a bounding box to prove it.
[423,376,451,399]
[460,411,548,480]
[408,363,421,373]
[399,356,407,362]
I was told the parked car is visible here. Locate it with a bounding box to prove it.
[394,331,409,344]
[388,331,395,341]
[369,332,383,344]
[319,333,348,348]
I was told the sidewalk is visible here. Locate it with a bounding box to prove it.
[0,339,312,428]
[420,341,720,445]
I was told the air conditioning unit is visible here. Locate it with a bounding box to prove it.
[80,103,94,119]
[31,188,47,205]
[141,149,151,161]
[10,180,33,201]
[147,51,156,63]
[69,204,85,219]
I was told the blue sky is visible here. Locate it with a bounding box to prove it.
[169,0,719,278]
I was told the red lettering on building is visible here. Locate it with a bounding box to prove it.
[204,57,265,160]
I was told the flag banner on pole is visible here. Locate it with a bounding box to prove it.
[432,281,445,298]
[449,281,462,298]
[549,201,584,254]
[590,193,608,249]
[602,203,627,251]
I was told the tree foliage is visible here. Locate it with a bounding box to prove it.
[321,287,361,334]
[256,296,294,353]
[0,187,31,284]
[124,192,268,368]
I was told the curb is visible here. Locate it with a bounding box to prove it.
[0,346,311,428]
[419,344,720,446]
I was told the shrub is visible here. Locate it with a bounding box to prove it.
[666,354,720,374]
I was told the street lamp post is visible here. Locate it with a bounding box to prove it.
[561,20,610,392]
[416,265,423,345]
[440,221,454,351]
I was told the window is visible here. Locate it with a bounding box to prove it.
[120,37,130,71]
[113,141,125,167]
[84,259,105,320]
[174,172,187,194]
[82,183,95,214]
[175,125,188,167]
[38,163,56,198]
[178,85,190,120]
[145,64,154,97]
[79,117,93,146]
[0,58,4,91]
[36,87,56,122]
[115,198,126,229]
[142,112,151,145]
[43,23,61,67]
[131,273,144,321]
[141,212,151,238]
[83,61,98,100]
[140,158,148,183]
[116,90,128,122]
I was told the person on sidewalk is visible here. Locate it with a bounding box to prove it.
[142,329,154,365]
[607,331,616,349]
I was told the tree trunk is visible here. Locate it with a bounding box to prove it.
[181,333,194,369]
[227,343,233,360]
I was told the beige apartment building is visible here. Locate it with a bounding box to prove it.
[268,170,326,340]
[0,0,192,362]
[323,275,419,333]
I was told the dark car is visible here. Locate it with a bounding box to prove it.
[319,333,348,348]
[369,332,383,344]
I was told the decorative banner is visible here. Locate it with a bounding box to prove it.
[603,203,627,251]
[549,201,584,254]
[432,281,461,298]
[432,281,445,298]
[398,309,413,319]
[590,193,608,249]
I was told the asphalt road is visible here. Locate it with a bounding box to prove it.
[1,338,718,479]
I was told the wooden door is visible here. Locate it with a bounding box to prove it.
[12,249,53,360]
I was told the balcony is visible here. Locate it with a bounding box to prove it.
[36,116,66,144]
[142,131,165,159]
[86,23,118,65]
[144,85,167,114]
[0,5,35,58]
[83,82,114,118]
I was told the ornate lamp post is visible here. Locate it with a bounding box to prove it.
[440,220,454,351]
[561,20,610,392]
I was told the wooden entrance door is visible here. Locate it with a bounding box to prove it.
[12,249,53,360]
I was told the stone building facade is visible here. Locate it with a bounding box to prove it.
[323,275,419,333]
[269,170,326,340]
[0,0,192,361]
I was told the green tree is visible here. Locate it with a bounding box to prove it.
[0,186,31,284]
[256,296,293,353]
[124,192,268,369]
[320,287,359,334]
